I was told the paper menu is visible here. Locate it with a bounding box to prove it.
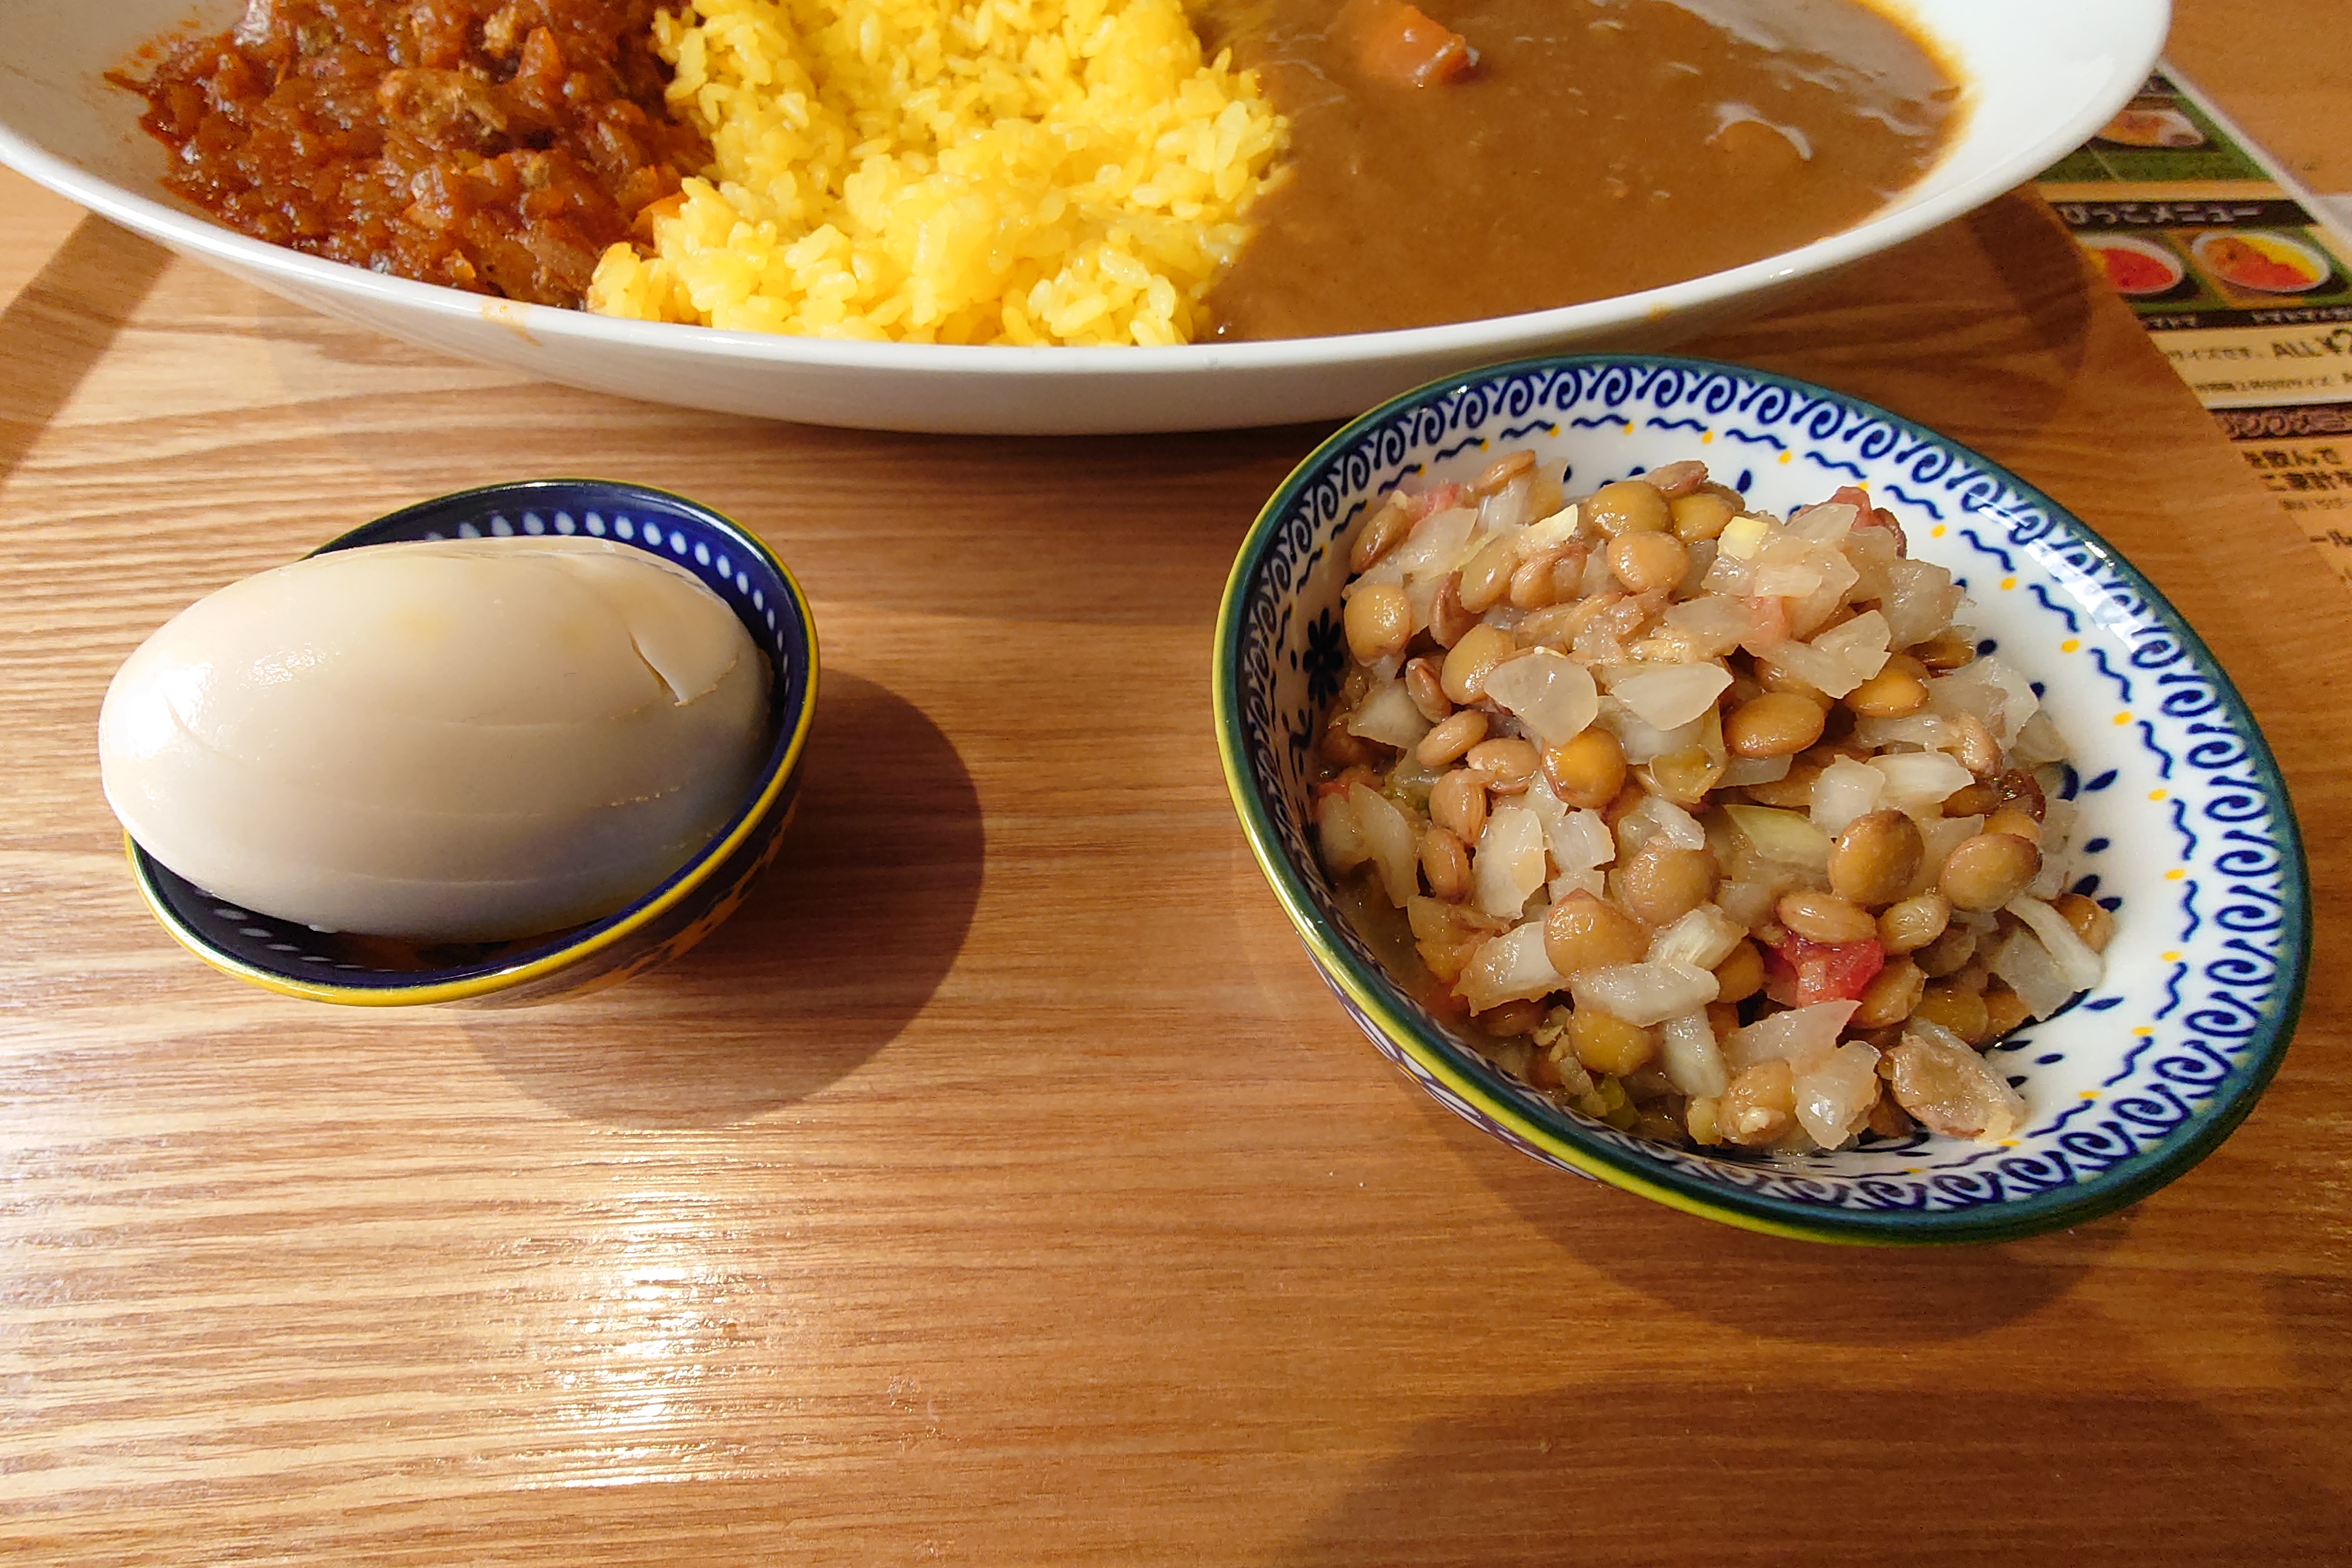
[2037,68,2352,585]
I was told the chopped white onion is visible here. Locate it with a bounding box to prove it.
[1718,753,1793,787]
[1868,750,1973,814]
[1794,1041,1882,1149]
[1790,501,1859,545]
[1517,505,1580,556]
[1458,921,1566,1012]
[1618,794,1708,859]
[1349,782,1420,908]
[2010,709,2070,768]
[1752,563,1825,598]
[1647,904,1747,971]
[1345,680,1431,750]
[1881,558,1959,648]
[1754,636,1863,698]
[1810,756,1887,838]
[1912,814,1984,892]
[2006,895,2106,993]
[1315,789,1368,874]
[1569,960,1720,1027]
[1989,928,2076,1020]
[1474,804,1549,920]
[1389,506,1479,581]
[1482,649,1600,748]
[1721,1000,1859,1074]
[1723,804,1831,870]
[1660,594,1752,660]
[1811,609,1892,684]
[1612,662,1732,730]
[1660,1010,1731,1098]
[1595,699,1703,765]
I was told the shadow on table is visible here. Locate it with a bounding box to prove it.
[0,216,170,481]
[1427,1095,2122,1346]
[1272,1379,2350,1568]
[467,671,983,1126]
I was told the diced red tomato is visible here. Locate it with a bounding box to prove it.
[1338,0,1474,88]
[1764,933,1887,1007]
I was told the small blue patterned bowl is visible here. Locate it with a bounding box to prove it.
[126,480,820,1007]
[1213,354,2309,1245]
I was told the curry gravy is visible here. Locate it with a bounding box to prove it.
[1198,0,1960,339]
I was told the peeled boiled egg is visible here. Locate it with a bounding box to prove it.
[99,537,772,942]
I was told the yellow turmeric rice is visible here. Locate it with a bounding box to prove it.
[585,0,1289,345]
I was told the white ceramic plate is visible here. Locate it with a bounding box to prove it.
[0,0,2168,433]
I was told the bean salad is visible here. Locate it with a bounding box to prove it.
[1313,454,2110,1154]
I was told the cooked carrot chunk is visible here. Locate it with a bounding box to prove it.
[1339,0,1472,86]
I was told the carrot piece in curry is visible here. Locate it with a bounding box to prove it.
[1338,0,1474,87]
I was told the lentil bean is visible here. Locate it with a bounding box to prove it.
[1550,545,1592,601]
[1607,530,1689,594]
[1940,832,2041,912]
[2052,892,2115,951]
[1544,890,1651,975]
[1343,582,1410,663]
[1427,573,1479,648]
[1718,1059,1796,1147]
[1570,1007,1656,1076]
[1415,709,1488,769]
[1912,978,1992,1044]
[1863,1086,1915,1139]
[1619,841,1719,926]
[1472,450,1537,496]
[1584,479,1671,537]
[1753,657,1833,707]
[1542,727,1628,810]
[1776,888,1878,945]
[1740,760,1822,810]
[1995,768,2047,821]
[1477,996,1545,1035]
[1440,624,1516,704]
[1685,1094,1724,1146]
[1643,458,1709,498]
[1645,744,1723,807]
[1349,494,1413,572]
[1428,768,1489,842]
[1601,780,1647,828]
[1941,779,2001,817]
[1828,809,1926,907]
[1878,891,1951,954]
[1458,536,1520,613]
[1945,712,2001,777]
[1981,982,2032,1040]
[1846,666,1929,718]
[1669,489,1738,542]
[1706,1000,1741,1038]
[1420,827,1471,902]
[1512,601,1581,650]
[1466,737,1541,795]
[1852,956,1926,1028]
[1910,629,1978,670]
[1508,551,1568,610]
[1404,656,1452,723]
[1914,922,1978,977]
[1983,806,2041,846]
[1724,692,1828,758]
[1713,939,1765,1003]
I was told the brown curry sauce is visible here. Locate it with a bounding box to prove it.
[1195,0,1961,339]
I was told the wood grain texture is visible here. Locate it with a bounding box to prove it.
[3,44,2351,1564]
[2168,0,2352,191]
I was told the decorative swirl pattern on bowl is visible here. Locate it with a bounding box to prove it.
[1216,354,2308,1243]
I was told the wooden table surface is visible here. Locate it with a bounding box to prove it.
[5,8,2350,1563]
